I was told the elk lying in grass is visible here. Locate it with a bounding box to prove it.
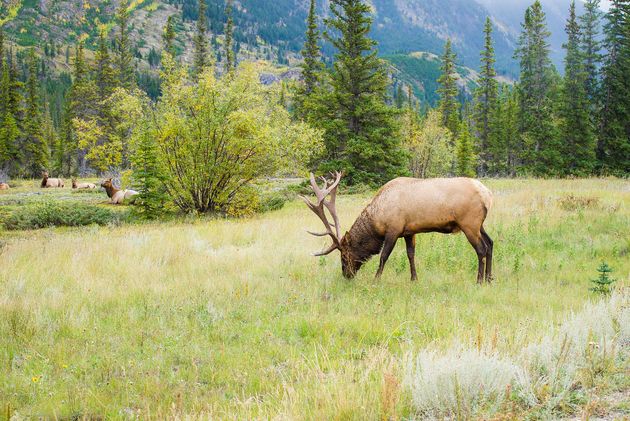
[0,182,9,190]
[101,178,138,204]
[72,179,97,189]
[301,172,494,284]
[41,171,64,188]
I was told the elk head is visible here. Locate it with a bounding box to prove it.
[301,171,363,278]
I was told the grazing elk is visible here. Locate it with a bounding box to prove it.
[41,171,64,188]
[101,178,138,204]
[0,182,9,190]
[72,179,97,189]
[301,172,494,284]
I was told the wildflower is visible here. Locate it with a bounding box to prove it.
[32,376,40,383]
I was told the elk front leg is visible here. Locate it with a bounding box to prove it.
[404,235,417,281]
[375,235,397,279]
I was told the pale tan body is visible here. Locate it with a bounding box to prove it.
[358,177,494,283]
[72,180,97,189]
[41,173,64,188]
[367,177,492,237]
[111,189,138,204]
[0,183,9,190]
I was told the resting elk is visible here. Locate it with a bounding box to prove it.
[72,179,97,189]
[41,171,64,188]
[301,172,494,284]
[0,182,9,190]
[101,178,138,204]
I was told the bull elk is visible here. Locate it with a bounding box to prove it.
[301,172,494,284]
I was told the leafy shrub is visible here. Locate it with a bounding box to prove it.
[558,195,600,211]
[259,192,288,213]
[3,201,122,230]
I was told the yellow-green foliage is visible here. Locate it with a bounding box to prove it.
[0,178,628,419]
[403,109,453,178]
[150,57,323,213]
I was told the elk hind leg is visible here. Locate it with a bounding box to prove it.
[462,227,487,284]
[404,235,417,281]
[375,235,398,279]
[481,227,493,282]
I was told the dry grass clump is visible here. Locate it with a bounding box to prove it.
[558,194,601,211]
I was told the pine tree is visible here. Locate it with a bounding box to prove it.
[67,42,99,174]
[319,0,408,185]
[437,39,460,137]
[455,120,477,177]
[163,15,177,58]
[23,50,49,177]
[95,31,116,100]
[131,121,167,219]
[0,56,21,174]
[580,0,603,106]
[488,86,519,176]
[116,1,135,89]
[294,0,324,120]
[193,0,210,78]
[514,1,562,175]
[224,0,235,74]
[474,17,498,175]
[560,1,596,175]
[590,262,616,295]
[598,0,630,174]
[301,0,323,95]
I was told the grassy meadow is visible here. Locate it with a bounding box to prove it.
[0,178,629,419]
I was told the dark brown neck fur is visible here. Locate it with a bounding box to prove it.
[343,209,384,263]
[104,184,120,198]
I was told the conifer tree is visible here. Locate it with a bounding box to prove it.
[560,1,596,175]
[437,39,460,137]
[455,120,477,177]
[302,0,323,96]
[317,0,407,185]
[514,1,562,175]
[95,31,116,100]
[132,121,167,219]
[116,1,135,89]
[489,86,519,176]
[598,0,630,174]
[224,0,235,74]
[23,50,49,177]
[294,0,324,120]
[0,56,21,174]
[163,15,177,58]
[474,17,498,175]
[580,0,603,106]
[193,0,210,78]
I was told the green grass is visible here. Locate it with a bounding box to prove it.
[0,178,628,419]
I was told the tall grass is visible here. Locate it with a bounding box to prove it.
[0,178,628,418]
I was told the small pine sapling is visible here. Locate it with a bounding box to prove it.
[590,262,616,295]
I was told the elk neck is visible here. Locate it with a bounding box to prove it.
[104,184,120,198]
[343,209,384,263]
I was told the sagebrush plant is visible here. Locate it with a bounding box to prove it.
[404,290,629,419]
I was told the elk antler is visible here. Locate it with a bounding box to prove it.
[300,171,343,256]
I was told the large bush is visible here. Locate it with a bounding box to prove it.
[3,201,121,230]
[141,57,323,214]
